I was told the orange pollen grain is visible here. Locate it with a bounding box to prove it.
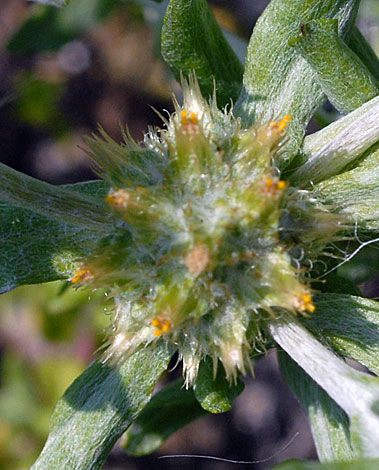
[184,244,210,275]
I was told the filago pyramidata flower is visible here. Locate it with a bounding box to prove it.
[71,77,344,386]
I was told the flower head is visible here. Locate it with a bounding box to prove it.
[79,78,344,385]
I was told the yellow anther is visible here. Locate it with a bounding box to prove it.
[263,177,287,194]
[302,293,312,303]
[189,112,198,124]
[308,303,316,313]
[161,322,171,333]
[181,109,188,123]
[180,108,199,133]
[278,115,291,132]
[152,317,172,335]
[268,115,291,134]
[105,189,130,209]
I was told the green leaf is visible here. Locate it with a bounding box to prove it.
[314,144,379,231]
[289,19,379,114]
[0,180,109,294]
[194,357,244,413]
[269,312,379,457]
[238,0,360,166]
[304,294,379,376]
[122,378,207,456]
[273,458,379,470]
[31,345,172,470]
[0,164,110,229]
[348,27,379,82]
[291,95,379,186]
[161,0,243,106]
[279,351,354,462]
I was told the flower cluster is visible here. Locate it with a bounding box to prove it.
[72,79,344,385]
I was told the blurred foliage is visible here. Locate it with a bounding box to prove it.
[0,281,108,470]
[12,72,67,132]
[8,0,120,54]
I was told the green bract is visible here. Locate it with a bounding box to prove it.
[1,0,379,469]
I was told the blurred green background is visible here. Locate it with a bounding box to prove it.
[0,1,378,469]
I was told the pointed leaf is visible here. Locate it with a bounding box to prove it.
[122,378,207,456]
[161,0,243,106]
[32,345,172,470]
[0,163,111,229]
[291,95,379,186]
[304,294,379,376]
[289,19,378,114]
[0,180,109,294]
[269,312,379,458]
[194,357,244,414]
[314,144,379,231]
[279,351,354,462]
[238,0,360,166]
[348,27,379,82]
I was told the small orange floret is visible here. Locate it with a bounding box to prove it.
[180,108,199,133]
[180,109,188,124]
[151,317,172,336]
[268,114,291,134]
[295,292,316,314]
[189,112,198,124]
[105,189,130,209]
[263,177,288,194]
[71,267,93,284]
[278,115,291,132]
